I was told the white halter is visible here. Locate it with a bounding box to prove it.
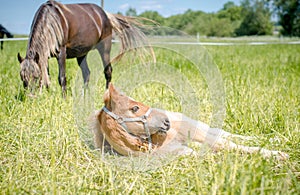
[102,106,153,151]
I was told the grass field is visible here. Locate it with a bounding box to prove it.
[0,38,299,194]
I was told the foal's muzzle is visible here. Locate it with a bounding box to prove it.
[158,118,170,132]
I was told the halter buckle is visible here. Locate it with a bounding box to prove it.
[116,117,124,124]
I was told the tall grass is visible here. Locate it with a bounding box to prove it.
[0,40,299,194]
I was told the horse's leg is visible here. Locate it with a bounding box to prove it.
[96,37,112,89]
[0,33,3,50]
[57,46,67,97]
[77,55,90,87]
[47,65,50,77]
[45,65,50,90]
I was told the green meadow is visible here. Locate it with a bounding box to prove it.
[0,38,299,194]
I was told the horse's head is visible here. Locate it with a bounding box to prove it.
[103,83,170,138]
[17,53,41,92]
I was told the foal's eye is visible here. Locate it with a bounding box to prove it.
[131,106,139,113]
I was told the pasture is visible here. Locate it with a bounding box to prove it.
[0,38,299,194]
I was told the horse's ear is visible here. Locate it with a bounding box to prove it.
[17,53,24,63]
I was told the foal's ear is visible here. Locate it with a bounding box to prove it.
[103,83,114,106]
[103,88,111,106]
[109,83,122,100]
[17,53,24,63]
[103,83,118,107]
[108,83,115,92]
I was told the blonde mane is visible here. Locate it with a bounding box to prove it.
[27,1,65,85]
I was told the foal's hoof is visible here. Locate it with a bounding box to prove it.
[268,151,289,161]
[27,93,37,98]
[276,151,289,161]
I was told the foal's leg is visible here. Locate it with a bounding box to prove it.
[216,129,254,141]
[96,37,112,89]
[57,46,67,97]
[77,55,90,87]
[195,127,289,160]
[165,111,288,160]
[214,139,289,160]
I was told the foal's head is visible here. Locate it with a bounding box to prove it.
[103,84,170,138]
[17,53,41,92]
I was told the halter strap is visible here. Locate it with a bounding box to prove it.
[102,106,153,151]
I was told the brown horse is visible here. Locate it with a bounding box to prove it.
[0,24,13,50]
[90,83,289,160]
[17,0,151,96]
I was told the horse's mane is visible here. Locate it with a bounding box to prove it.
[27,0,65,84]
[28,0,64,58]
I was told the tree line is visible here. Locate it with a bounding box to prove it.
[123,0,299,37]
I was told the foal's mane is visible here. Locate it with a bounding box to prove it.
[27,0,65,84]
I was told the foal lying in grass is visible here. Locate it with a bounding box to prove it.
[90,84,288,160]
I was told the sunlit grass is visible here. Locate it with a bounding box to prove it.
[0,40,299,194]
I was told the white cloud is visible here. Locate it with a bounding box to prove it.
[138,1,162,12]
[119,3,130,11]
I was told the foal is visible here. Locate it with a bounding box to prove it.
[90,84,289,160]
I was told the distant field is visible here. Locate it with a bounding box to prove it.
[0,38,299,194]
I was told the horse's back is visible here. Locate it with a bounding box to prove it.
[52,1,112,57]
[55,2,110,38]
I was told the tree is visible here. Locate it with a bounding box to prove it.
[121,1,277,37]
[139,11,165,25]
[165,10,205,33]
[223,1,236,10]
[126,7,137,16]
[217,2,243,36]
[218,2,243,21]
[236,0,273,35]
[208,17,234,37]
[272,0,300,36]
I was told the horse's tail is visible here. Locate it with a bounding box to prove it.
[105,13,156,63]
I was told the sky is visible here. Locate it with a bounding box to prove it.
[0,0,240,35]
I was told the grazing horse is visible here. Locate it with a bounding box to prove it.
[90,83,289,160]
[17,0,150,96]
[0,24,13,50]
